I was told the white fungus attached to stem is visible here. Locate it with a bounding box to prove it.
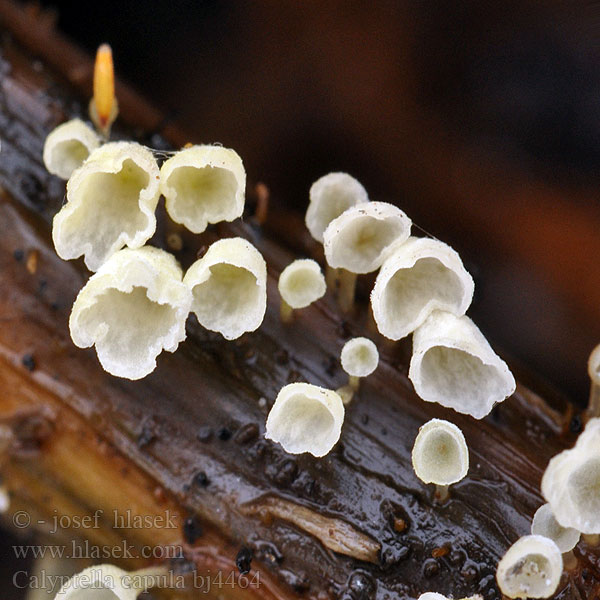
[496,535,563,599]
[265,383,344,457]
[305,172,369,244]
[69,246,192,380]
[53,142,160,271]
[183,237,267,340]
[411,418,469,502]
[42,118,100,179]
[340,337,379,391]
[323,201,411,274]
[531,503,580,554]
[55,564,167,600]
[278,259,326,322]
[160,144,246,234]
[370,237,474,341]
[586,343,600,419]
[542,417,600,534]
[409,311,516,419]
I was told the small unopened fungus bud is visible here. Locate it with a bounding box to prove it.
[69,246,192,380]
[90,43,119,137]
[42,119,100,179]
[265,383,344,457]
[323,202,411,274]
[411,418,468,502]
[55,564,166,600]
[306,172,369,243]
[409,311,516,419]
[160,145,246,234]
[531,503,580,569]
[496,535,563,599]
[278,259,326,322]
[340,337,379,392]
[371,237,474,340]
[586,343,600,419]
[53,142,160,271]
[542,417,600,534]
[183,237,267,340]
[418,594,483,600]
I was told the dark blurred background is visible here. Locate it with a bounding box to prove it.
[29,0,600,403]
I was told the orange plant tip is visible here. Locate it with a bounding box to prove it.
[91,43,118,133]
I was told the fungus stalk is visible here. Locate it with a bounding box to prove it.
[265,383,345,457]
[586,343,600,420]
[278,259,326,323]
[339,337,379,403]
[337,268,358,313]
[411,419,469,503]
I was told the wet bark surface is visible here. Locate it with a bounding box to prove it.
[0,7,598,599]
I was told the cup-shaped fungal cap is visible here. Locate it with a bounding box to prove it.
[183,237,267,340]
[323,202,411,273]
[53,142,160,272]
[411,418,469,485]
[370,237,474,340]
[341,337,379,378]
[265,383,345,457]
[306,172,369,243]
[42,118,101,179]
[70,246,192,380]
[409,311,516,419]
[160,144,246,234]
[589,344,600,386]
[496,535,563,599]
[278,259,326,309]
[55,564,159,600]
[542,417,600,534]
[531,503,580,553]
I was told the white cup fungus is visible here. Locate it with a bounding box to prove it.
[496,535,563,599]
[531,503,580,554]
[323,201,411,274]
[55,564,166,600]
[587,343,600,418]
[265,383,345,457]
[183,237,267,340]
[411,418,469,501]
[305,172,369,243]
[278,258,326,321]
[53,141,161,271]
[409,311,516,419]
[340,337,379,391]
[69,246,192,380]
[42,118,101,179]
[370,237,474,341]
[542,417,600,534]
[418,595,483,600]
[160,144,246,234]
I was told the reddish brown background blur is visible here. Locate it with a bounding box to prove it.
[31,0,600,403]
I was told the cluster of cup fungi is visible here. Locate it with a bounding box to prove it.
[38,45,600,600]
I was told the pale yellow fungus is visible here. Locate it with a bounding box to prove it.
[183,237,267,340]
[42,118,100,179]
[265,383,344,457]
[542,417,600,534]
[160,145,246,234]
[531,503,580,554]
[306,172,368,243]
[411,418,468,501]
[409,311,515,419]
[586,343,600,419]
[496,535,563,599]
[69,246,192,380]
[53,142,160,271]
[370,237,474,340]
[340,336,379,391]
[278,259,326,322]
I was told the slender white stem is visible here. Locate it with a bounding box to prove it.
[280,299,294,323]
[434,484,449,503]
[338,269,357,313]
